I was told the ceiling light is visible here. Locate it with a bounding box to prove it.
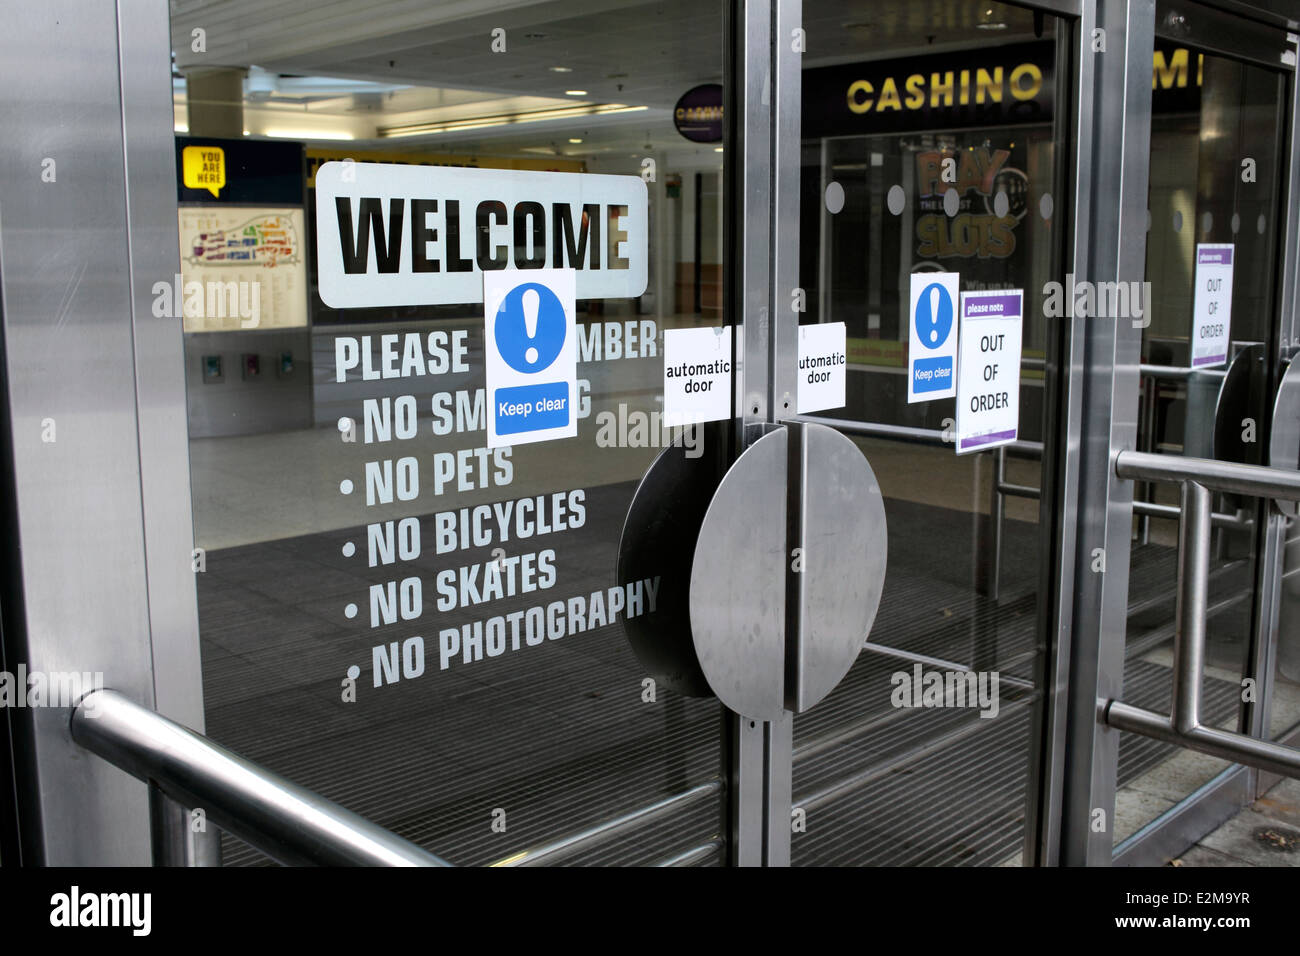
[380,103,647,138]
[262,128,355,141]
[714,147,723,152]
[565,90,588,96]
[549,66,572,73]
[569,137,583,143]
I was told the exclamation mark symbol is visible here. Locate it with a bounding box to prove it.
[523,289,540,365]
[929,287,940,344]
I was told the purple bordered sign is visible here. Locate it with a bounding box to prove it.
[955,289,1024,455]
[1191,244,1234,369]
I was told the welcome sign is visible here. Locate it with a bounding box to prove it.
[316,162,648,307]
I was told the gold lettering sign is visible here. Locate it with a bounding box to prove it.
[675,106,723,122]
[1152,48,1205,89]
[846,61,1042,114]
[843,50,1198,115]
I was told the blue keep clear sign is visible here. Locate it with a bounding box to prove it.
[485,269,578,448]
[907,272,960,403]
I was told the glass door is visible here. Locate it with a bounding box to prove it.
[167,0,736,866]
[1110,0,1298,862]
[785,0,1078,865]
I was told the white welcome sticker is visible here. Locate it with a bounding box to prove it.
[316,162,647,307]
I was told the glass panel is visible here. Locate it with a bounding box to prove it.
[169,0,729,865]
[792,0,1069,866]
[1115,30,1289,846]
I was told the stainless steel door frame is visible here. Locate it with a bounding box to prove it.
[0,0,204,864]
[724,0,800,867]
[118,0,207,739]
[1024,0,1097,868]
[1052,0,1158,868]
[1060,2,1300,867]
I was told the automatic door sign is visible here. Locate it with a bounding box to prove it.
[908,272,960,402]
[485,269,577,448]
[663,326,732,426]
[315,161,647,307]
[1191,244,1234,369]
[955,289,1023,455]
[797,322,847,414]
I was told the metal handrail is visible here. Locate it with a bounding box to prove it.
[998,462,1251,532]
[1130,497,1252,529]
[1103,452,1300,780]
[1139,363,1228,382]
[71,689,450,867]
[1116,449,1300,500]
[791,414,1044,457]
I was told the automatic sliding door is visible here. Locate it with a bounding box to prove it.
[168,0,731,866]
[790,0,1075,866]
[1114,5,1296,854]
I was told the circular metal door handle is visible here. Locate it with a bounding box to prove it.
[616,421,727,696]
[688,422,887,720]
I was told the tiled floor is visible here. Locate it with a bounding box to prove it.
[1173,778,1300,867]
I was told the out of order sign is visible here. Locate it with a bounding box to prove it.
[955,289,1023,455]
[1191,243,1234,369]
[315,162,648,307]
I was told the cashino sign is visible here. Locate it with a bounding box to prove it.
[802,41,1206,138]
[802,41,1054,137]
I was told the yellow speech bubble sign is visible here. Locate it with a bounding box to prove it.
[182,145,226,198]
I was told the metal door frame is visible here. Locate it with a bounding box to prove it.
[728,0,1300,869]
[723,0,798,867]
[1056,0,1300,867]
[5,0,1294,869]
[738,0,1097,867]
[1111,2,1300,868]
[0,0,204,864]
[0,0,797,869]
